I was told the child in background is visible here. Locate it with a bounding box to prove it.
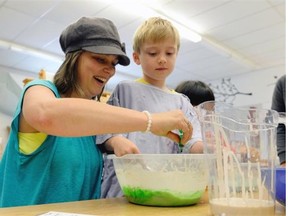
[175,80,215,106]
[97,17,203,198]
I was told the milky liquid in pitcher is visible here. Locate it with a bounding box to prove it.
[210,197,274,216]
[209,125,275,216]
[197,102,278,216]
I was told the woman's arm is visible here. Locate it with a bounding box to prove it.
[20,85,191,143]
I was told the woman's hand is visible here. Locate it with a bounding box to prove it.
[150,110,193,145]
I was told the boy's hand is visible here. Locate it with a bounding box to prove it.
[105,136,140,156]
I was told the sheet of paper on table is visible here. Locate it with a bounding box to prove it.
[38,211,98,216]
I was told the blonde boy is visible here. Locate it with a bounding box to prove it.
[98,17,203,198]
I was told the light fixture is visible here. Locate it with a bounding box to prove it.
[202,37,258,69]
[104,0,202,43]
[140,1,202,42]
[0,39,63,64]
[168,21,202,43]
[102,0,257,69]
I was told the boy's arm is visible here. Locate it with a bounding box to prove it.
[189,141,203,153]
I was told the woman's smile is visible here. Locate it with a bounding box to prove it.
[93,76,107,85]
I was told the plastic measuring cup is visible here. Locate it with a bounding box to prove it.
[196,101,279,216]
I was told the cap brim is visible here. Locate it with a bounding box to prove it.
[83,46,130,66]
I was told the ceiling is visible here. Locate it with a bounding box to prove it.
[0,0,285,91]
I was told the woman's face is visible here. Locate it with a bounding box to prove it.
[77,51,118,99]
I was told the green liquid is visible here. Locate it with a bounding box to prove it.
[122,186,203,206]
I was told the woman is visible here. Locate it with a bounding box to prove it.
[0,17,192,207]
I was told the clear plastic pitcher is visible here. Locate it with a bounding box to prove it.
[196,101,279,216]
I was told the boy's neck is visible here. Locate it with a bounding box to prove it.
[136,77,171,92]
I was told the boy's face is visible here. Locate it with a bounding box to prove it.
[133,38,178,85]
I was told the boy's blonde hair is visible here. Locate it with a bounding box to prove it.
[133,17,180,53]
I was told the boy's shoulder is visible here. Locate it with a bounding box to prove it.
[116,79,149,88]
[118,80,136,85]
[115,80,138,89]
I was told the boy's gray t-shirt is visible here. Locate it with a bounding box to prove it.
[97,80,202,198]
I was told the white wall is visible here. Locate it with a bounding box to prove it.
[0,112,12,155]
[0,67,37,156]
[208,65,285,109]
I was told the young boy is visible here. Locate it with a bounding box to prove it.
[97,17,203,198]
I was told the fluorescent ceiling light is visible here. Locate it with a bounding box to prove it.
[0,39,63,64]
[169,21,202,43]
[202,37,258,69]
[104,0,202,43]
[107,0,258,68]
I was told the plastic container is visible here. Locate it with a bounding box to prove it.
[196,101,279,216]
[275,167,286,205]
[110,154,209,206]
[262,167,286,206]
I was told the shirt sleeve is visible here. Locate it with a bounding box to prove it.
[95,84,125,145]
[180,97,203,153]
[271,75,286,164]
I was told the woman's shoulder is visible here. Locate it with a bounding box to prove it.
[24,79,60,97]
[24,79,54,88]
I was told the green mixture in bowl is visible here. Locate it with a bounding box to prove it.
[122,186,203,206]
